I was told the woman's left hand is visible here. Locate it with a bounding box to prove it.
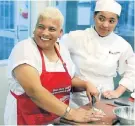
[102,90,120,99]
[103,85,127,99]
[85,82,99,102]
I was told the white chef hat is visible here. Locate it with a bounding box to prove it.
[95,0,122,16]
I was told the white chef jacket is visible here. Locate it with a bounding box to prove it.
[60,26,135,108]
[4,38,75,124]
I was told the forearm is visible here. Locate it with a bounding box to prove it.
[118,52,135,92]
[71,76,87,88]
[14,64,69,118]
[71,76,99,97]
[115,84,127,96]
[28,86,68,117]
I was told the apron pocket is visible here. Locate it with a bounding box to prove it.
[20,113,58,125]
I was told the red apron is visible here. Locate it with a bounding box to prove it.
[10,45,72,125]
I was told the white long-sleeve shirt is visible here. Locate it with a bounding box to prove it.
[60,27,135,92]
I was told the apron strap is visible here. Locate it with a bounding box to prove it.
[10,90,19,99]
[54,45,68,73]
[37,46,46,72]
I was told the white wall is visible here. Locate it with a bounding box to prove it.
[0,65,8,125]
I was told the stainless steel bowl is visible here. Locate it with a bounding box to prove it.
[113,106,135,125]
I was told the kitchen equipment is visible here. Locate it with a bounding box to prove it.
[97,84,102,100]
[114,99,130,106]
[91,96,103,113]
[92,95,97,105]
[113,106,135,125]
[131,92,135,99]
[114,97,134,106]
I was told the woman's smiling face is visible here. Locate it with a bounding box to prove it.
[94,11,118,37]
[34,17,63,50]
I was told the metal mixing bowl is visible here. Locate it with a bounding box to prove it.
[113,106,135,125]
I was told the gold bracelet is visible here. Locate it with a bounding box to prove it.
[62,106,71,118]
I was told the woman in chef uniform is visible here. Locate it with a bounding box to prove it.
[60,0,135,108]
[4,7,105,125]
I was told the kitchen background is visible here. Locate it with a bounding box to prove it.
[0,0,134,124]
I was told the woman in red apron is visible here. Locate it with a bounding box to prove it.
[10,45,72,125]
[5,7,105,125]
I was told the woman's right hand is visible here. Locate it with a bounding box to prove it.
[65,107,105,123]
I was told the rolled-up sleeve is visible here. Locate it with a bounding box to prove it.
[118,44,135,92]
